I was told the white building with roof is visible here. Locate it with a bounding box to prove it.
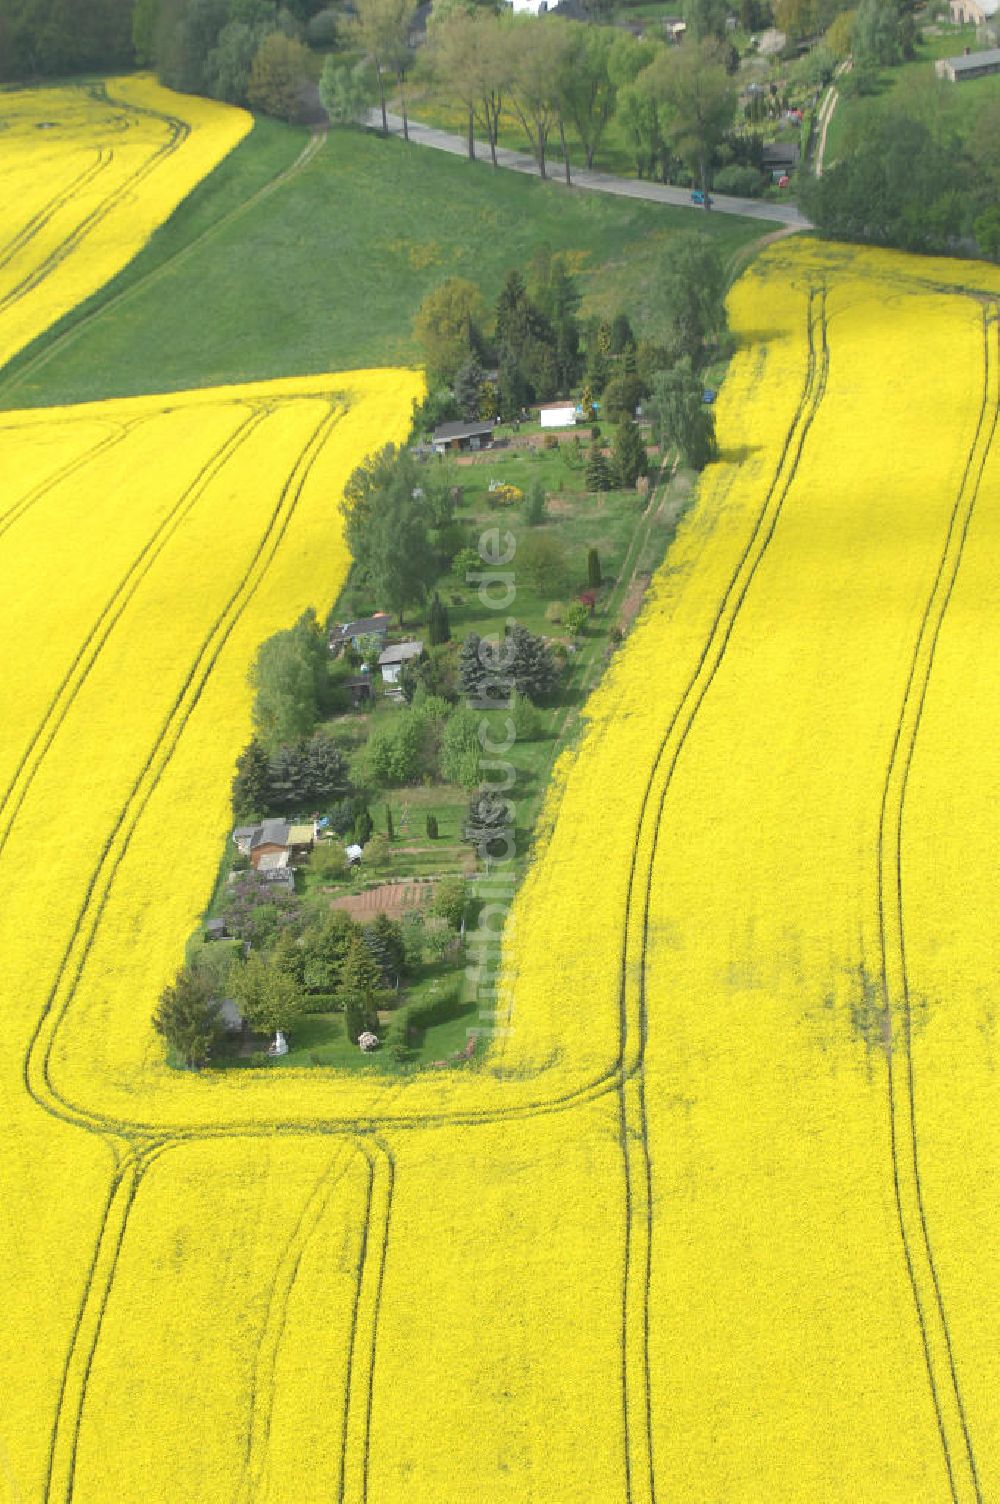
[378,640,424,686]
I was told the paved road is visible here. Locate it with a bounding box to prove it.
[365,111,812,230]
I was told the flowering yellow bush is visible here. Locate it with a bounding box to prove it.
[0,75,250,369]
[4,235,1000,1501]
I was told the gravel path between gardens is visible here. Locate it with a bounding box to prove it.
[365,111,812,230]
[813,60,851,178]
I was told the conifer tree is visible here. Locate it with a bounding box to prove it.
[611,413,649,489]
[586,444,612,493]
[153,971,223,1070]
[341,934,383,1042]
[428,592,451,646]
[232,737,273,818]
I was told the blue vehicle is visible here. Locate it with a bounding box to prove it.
[690,189,712,207]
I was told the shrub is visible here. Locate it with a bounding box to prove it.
[523,479,546,525]
[311,842,348,880]
[431,876,468,929]
[440,706,481,788]
[401,912,425,967]
[564,602,589,637]
[383,983,464,1050]
[368,710,434,786]
[543,432,559,449]
[713,164,767,197]
[363,833,391,872]
[452,546,482,579]
[510,690,542,741]
[517,532,570,597]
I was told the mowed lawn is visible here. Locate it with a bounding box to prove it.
[0,116,773,409]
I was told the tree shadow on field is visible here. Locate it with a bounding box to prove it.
[734,328,784,350]
[717,443,762,468]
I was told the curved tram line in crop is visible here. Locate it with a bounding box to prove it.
[0,85,190,325]
[20,295,832,1501]
[617,287,830,1503]
[875,307,998,1504]
[0,149,114,276]
[19,291,996,1502]
[0,405,270,864]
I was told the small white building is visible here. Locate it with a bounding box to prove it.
[539,401,577,429]
[378,640,424,686]
[949,0,998,23]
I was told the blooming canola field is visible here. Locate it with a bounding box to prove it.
[0,75,250,369]
[2,88,1000,1500]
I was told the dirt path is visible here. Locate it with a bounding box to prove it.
[814,61,851,178]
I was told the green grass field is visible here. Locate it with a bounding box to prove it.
[0,116,774,410]
[824,22,1000,164]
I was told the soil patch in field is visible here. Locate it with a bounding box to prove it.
[331,880,437,919]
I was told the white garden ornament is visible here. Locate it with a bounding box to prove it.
[358,1031,379,1052]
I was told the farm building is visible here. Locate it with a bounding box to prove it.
[379,640,424,686]
[936,44,1000,78]
[431,420,494,454]
[539,401,577,428]
[328,612,390,655]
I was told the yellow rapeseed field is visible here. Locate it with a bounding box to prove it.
[3,232,1000,1501]
[0,75,250,369]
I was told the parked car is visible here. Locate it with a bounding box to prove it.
[690,189,713,207]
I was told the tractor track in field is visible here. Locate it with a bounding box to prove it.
[234,1143,360,1504]
[19,295,831,1148]
[21,395,347,1141]
[0,405,270,866]
[876,305,999,1504]
[25,397,347,1500]
[0,124,327,403]
[0,148,113,275]
[0,418,139,542]
[0,84,190,326]
[615,287,829,1502]
[45,1138,173,1504]
[29,291,828,1498]
[338,1138,395,1504]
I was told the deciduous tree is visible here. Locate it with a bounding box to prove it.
[248,30,310,120]
[640,38,736,202]
[649,358,717,470]
[228,950,306,1042]
[413,278,488,382]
